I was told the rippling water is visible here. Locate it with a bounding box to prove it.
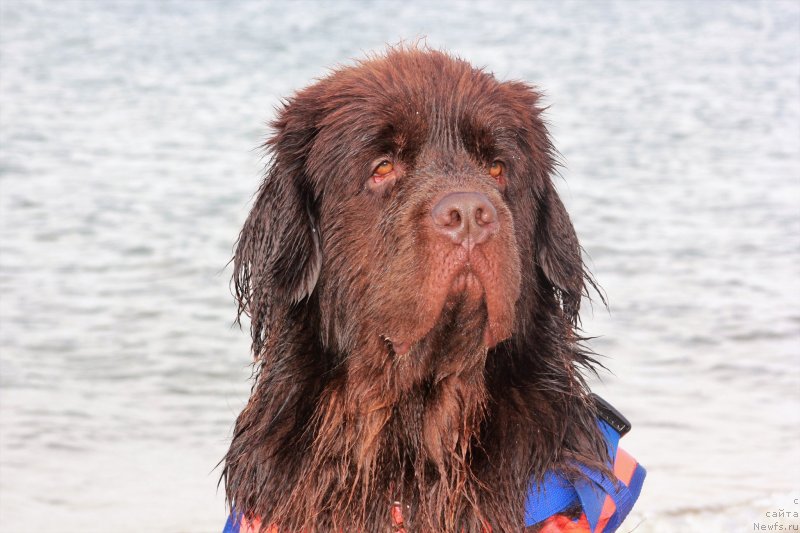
[1,1,798,531]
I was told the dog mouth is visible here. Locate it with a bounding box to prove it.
[382,297,488,359]
[383,261,496,356]
[448,268,484,302]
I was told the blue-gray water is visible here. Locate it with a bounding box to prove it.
[1,1,798,531]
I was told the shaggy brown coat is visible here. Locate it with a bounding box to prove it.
[223,48,609,533]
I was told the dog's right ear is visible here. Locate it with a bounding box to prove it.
[233,97,322,352]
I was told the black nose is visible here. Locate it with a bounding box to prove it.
[430,192,498,249]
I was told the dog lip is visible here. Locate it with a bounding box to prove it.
[448,268,484,299]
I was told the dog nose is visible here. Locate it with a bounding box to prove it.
[431,192,498,249]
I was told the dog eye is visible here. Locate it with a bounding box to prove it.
[488,161,508,189]
[489,161,505,181]
[372,160,394,181]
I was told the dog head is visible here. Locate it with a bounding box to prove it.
[226,47,603,532]
[234,48,587,372]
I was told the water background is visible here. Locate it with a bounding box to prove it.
[1,1,798,531]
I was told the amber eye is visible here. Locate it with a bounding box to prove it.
[373,160,394,178]
[489,160,504,179]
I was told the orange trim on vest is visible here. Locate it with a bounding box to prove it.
[613,448,637,485]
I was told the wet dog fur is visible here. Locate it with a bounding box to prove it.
[222,47,609,533]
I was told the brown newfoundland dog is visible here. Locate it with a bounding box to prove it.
[223,48,610,532]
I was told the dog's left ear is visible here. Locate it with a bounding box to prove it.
[535,181,585,322]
